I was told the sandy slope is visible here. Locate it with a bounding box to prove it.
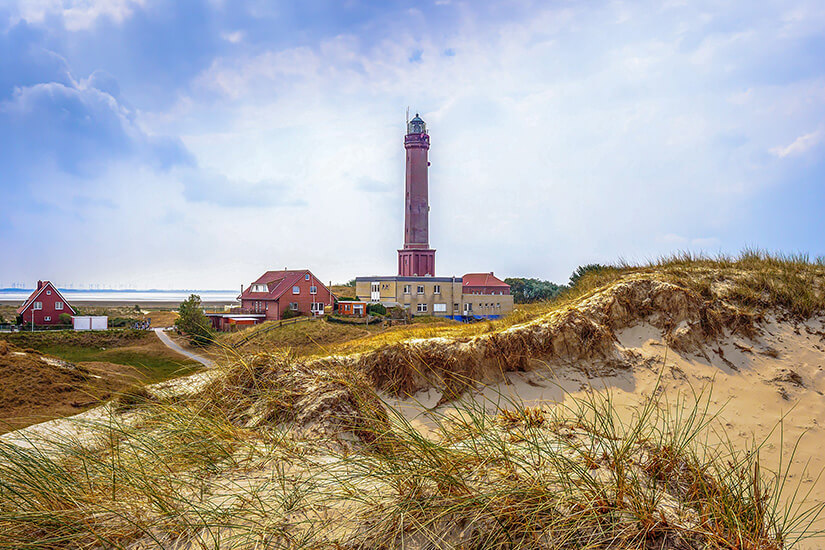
[384,315,825,548]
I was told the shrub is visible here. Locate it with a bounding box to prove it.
[281,309,300,320]
[58,313,72,326]
[504,277,566,303]
[367,303,387,316]
[174,294,215,346]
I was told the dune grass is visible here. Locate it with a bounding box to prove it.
[0,355,821,548]
[320,250,825,359]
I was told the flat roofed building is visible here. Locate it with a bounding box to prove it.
[355,274,512,320]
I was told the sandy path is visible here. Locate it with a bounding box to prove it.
[153,328,214,368]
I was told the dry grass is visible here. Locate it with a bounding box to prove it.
[322,250,825,359]
[0,357,820,548]
[217,318,383,357]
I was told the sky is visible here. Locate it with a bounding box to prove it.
[1,0,824,289]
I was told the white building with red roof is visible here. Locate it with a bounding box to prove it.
[17,280,77,326]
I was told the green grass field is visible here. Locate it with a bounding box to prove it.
[0,329,200,382]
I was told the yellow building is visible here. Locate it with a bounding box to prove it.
[354,273,513,320]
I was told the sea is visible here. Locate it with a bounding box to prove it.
[0,289,239,304]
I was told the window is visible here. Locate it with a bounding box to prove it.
[292,286,300,294]
[289,302,299,311]
[354,304,365,315]
[497,303,501,308]
[311,302,324,312]
[417,303,428,312]
[44,316,51,322]
[404,285,411,294]
[417,285,425,295]
[251,284,269,293]
[454,303,459,312]
[55,302,63,310]
[305,273,310,280]
[434,303,446,312]
[33,302,42,310]
[46,290,52,295]
[310,285,317,295]
[433,284,441,294]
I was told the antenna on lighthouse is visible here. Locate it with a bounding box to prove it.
[406,106,409,124]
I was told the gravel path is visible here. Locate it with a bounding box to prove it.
[153,328,215,368]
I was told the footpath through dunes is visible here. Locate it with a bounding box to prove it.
[3,254,825,548]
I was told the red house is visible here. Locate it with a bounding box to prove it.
[238,269,334,322]
[17,280,77,326]
[462,272,511,295]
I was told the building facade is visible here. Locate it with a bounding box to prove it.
[355,274,513,320]
[208,269,334,331]
[238,269,333,321]
[16,280,77,326]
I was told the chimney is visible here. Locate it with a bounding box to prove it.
[37,280,43,290]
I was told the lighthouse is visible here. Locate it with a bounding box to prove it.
[398,114,436,276]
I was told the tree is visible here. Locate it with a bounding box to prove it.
[504,277,566,303]
[174,294,214,346]
[569,264,607,287]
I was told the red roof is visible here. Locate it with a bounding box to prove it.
[239,269,325,302]
[462,272,509,288]
[16,281,76,314]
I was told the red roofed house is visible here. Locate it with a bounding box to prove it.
[208,269,334,331]
[462,272,511,296]
[17,280,77,326]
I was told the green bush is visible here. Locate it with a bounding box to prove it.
[58,313,72,325]
[281,309,300,320]
[504,277,566,303]
[174,294,215,346]
[367,303,387,316]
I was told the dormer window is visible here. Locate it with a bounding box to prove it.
[251,284,268,293]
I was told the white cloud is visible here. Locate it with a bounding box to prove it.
[221,30,244,44]
[771,129,823,158]
[12,0,146,31]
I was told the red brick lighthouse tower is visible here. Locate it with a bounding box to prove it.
[398,114,436,276]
